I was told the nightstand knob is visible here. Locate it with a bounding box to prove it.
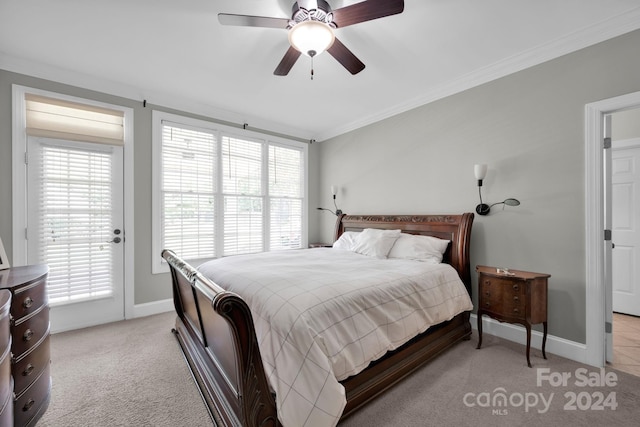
[513,296,519,301]
[485,292,490,297]
[485,302,490,307]
[512,284,519,291]
[513,308,520,313]
[484,280,491,285]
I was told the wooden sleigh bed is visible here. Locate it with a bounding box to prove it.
[163,213,474,427]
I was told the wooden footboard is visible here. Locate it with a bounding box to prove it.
[163,212,474,426]
[164,249,279,427]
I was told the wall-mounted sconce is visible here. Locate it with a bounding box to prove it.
[474,164,520,216]
[317,185,343,216]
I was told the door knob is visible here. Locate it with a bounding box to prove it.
[108,237,122,244]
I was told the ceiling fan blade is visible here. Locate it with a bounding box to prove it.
[274,47,302,76]
[332,0,404,28]
[327,38,365,75]
[218,13,290,29]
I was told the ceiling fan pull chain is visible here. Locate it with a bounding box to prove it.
[311,55,314,80]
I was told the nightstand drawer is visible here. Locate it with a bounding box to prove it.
[479,277,525,318]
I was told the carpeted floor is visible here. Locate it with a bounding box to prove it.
[38,312,640,426]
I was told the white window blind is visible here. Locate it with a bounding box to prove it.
[161,123,217,260]
[269,145,303,250]
[39,145,114,304]
[153,111,307,270]
[25,93,125,146]
[223,136,263,256]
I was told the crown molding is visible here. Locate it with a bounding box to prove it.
[0,53,314,142]
[316,7,640,142]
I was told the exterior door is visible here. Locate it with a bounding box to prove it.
[611,139,640,316]
[26,136,125,332]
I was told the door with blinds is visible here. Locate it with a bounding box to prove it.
[23,94,126,332]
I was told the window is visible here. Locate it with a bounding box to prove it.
[152,111,307,273]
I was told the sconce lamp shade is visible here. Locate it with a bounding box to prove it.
[474,164,488,181]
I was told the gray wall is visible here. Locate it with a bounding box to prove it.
[0,70,321,305]
[316,29,640,344]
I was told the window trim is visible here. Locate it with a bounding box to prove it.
[151,111,308,274]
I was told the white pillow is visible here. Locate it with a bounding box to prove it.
[352,228,401,259]
[332,231,360,251]
[388,233,450,264]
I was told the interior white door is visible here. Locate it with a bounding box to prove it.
[611,138,640,316]
[27,137,125,332]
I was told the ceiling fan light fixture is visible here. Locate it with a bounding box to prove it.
[288,20,335,57]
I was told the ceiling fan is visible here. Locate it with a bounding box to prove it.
[218,0,405,77]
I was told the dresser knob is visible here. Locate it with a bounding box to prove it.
[23,329,34,341]
[485,302,490,307]
[484,280,491,285]
[513,296,519,301]
[23,297,34,309]
[23,364,35,376]
[485,292,490,297]
[512,284,519,291]
[23,399,35,412]
[513,308,520,313]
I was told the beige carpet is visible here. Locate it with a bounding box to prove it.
[39,312,640,426]
[39,312,213,427]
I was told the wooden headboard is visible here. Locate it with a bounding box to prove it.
[334,213,474,295]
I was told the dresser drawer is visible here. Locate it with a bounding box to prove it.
[12,305,49,358]
[11,276,48,321]
[13,334,50,395]
[14,363,51,427]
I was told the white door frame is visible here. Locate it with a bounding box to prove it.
[585,90,640,367]
[11,85,135,324]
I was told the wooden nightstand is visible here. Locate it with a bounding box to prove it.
[476,265,550,367]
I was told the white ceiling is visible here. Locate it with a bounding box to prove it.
[2,0,640,142]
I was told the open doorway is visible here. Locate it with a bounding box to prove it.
[584,91,640,370]
[609,108,640,377]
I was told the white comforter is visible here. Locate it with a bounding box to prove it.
[198,248,473,427]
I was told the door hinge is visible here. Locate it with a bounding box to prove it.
[603,137,612,149]
[605,321,612,334]
[604,229,612,241]
[24,152,28,164]
[24,228,28,240]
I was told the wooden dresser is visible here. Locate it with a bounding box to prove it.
[475,265,550,368]
[0,265,51,426]
[0,290,13,426]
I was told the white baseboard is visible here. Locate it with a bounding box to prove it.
[132,298,174,318]
[470,314,592,366]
